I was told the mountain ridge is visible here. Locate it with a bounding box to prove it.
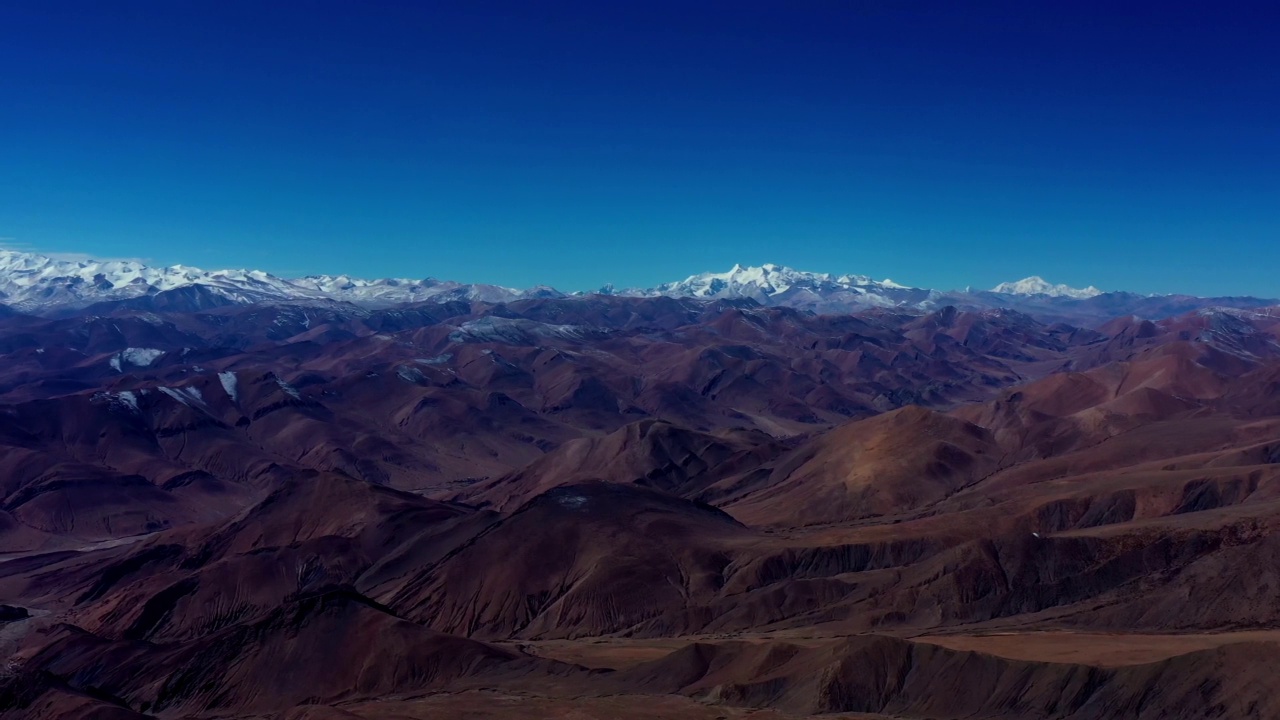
[0,249,1272,321]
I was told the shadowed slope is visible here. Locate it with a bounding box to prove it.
[391,482,752,639]
[617,634,1280,719]
[459,418,787,511]
[3,589,573,718]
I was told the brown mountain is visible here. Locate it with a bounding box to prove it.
[6,297,1280,718]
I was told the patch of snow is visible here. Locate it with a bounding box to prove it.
[276,377,301,399]
[449,317,601,344]
[557,494,589,510]
[92,391,140,413]
[397,366,425,383]
[218,371,238,402]
[158,387,191,406]
[1196,306,1262,320]
[116,391,139,411]
[119,347,164,367]
[415,353,453,365]
[156,385,207,409]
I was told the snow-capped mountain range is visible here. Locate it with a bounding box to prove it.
[0,249,1271,320]
[0,249,552,311]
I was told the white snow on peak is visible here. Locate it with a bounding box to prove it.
[0,249,314,310]
[0,248,556,311]
[620,263,916,304]
[991,276,1103,299]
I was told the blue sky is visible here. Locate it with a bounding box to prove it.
[1,1,1277,295]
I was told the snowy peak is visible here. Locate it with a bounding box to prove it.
[991,276,1103,299]
[630,263,911,301]
[0,249,307,309]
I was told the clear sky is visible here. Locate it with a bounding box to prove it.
[1,1,1277,296]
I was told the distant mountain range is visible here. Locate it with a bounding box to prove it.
[0,249,1272,322]
[5,245,1280,720]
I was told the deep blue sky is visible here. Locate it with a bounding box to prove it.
[1,2,1277,295]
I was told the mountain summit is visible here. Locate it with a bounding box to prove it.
[991,276,1103,299]
[611,263,911,303]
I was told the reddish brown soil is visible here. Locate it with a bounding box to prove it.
[3,299,1280,718]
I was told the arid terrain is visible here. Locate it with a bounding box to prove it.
[3,290,1280,719]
